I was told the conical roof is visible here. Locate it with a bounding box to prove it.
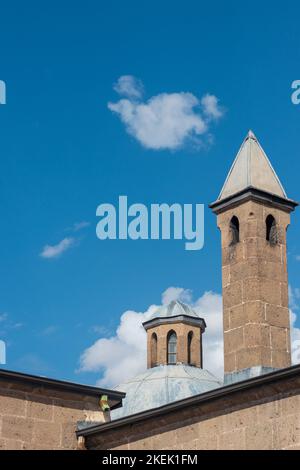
[218,130,287,201]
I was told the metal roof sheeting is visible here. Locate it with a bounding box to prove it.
[218,130,287,201]
[111,364,222,420]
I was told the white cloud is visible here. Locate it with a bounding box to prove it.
[78,285,300,388]
[10,322,23,330]
[78,305,157,387]
[108,76,224,150]
[78,287,224,387]
[113,75,144,99]
[73,221,90,232]
[90,325,111,336]
[289,287,300,365]
[64,221,90,233]
[290,310,300,364]
[201,94,224,120]
[0,313,24,336]
[0,313,8,323]
[194,291,224,378]
[15,353,50,373]
[161,287,192,305]
[39,325,58,336]
[40,237,75,259]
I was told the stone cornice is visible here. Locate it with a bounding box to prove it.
[210,187,298,215]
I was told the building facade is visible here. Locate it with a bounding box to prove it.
[79,365,300,450]
[1,130,300,450]
[0,369,124,450]
[78,131,300,450]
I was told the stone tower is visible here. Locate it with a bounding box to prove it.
[210,131,298,384]
[142,301,206,369]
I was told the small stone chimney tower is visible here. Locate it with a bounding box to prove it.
[142,301,206,369]
[210,131,298,384]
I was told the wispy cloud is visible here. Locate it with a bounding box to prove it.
[201,94,223,120]
[40,237,75,259]
[39,325,59,336]
[108,75,224,151]
[41,220,89,260]
[10,322,23,330]
[113,75,143,99]
[0,313,8,323]
[73,221,90,232]
[161,287,192,305]
[0,312,23,336]
[15,353,50,374]
[65,221,90,233]
[90,325,111,336]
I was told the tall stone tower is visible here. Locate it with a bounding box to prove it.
[210,131,298,384]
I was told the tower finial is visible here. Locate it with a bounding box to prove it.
[247,129,257,140]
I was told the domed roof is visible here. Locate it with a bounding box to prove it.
[111,365,222,420]
[149,300,200,320]
[143,300,206,331]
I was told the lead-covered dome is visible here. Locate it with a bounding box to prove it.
[111,364,222,420]
[148,300,201,321]
[143,300,206,332]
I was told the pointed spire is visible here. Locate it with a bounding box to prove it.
[246,129,257,141]
[217,130,287,201]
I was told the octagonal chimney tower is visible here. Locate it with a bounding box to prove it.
[142,301,206,369]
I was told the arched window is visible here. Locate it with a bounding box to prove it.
[167,331,177,365]
[187,331,193,365]
[151,333,157,367]
[229,216,239,245]
[266,215,277,245]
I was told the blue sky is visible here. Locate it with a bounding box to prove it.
[0,1,300,386]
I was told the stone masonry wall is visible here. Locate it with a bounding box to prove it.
[217,200,291,375]
[86,374,300,450]
[0,378,106,450]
